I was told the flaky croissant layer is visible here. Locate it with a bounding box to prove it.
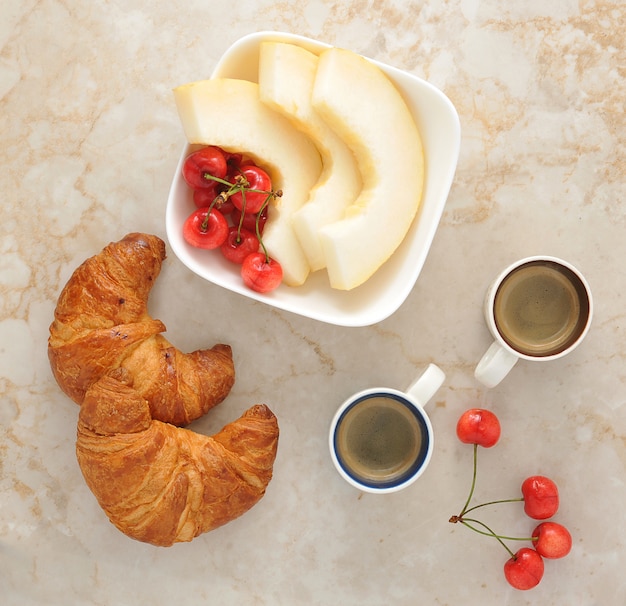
[77,375,279,547]
[48,233,235,426]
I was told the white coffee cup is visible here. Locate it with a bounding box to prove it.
[474,256,593,388]
[329,364,445,494]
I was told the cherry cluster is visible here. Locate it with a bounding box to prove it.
[451,409,572,591]
[181,145,283,293]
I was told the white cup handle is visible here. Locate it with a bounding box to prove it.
[406,364,446,407]
[474,342,519,388]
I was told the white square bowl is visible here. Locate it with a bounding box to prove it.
[166,31,460,327]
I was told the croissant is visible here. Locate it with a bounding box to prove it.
[48,233,234,426]
[76,373,279,546]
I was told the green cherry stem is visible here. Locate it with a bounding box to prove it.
[461,497,524,516]
[201,173,235,188]
[460,518,534,544]
[200,192,225,232]
[200,169,274,197]
[459,518,517,558]
[199,171,280,235]
[256,190,282,262]
[459,443,479,517]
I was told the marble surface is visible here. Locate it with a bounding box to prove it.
[1,1,625,604]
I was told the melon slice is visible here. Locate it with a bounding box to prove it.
[312,48,424,290]
[173,78,322,286]
[258,41,362,272]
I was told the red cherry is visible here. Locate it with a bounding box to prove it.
[521,476,559,520]
[241,252,283,293]
[220,227,259,264]
[456,408,501,448]
[503,547,544,590]
[532,522,572,559]
[192,185,220,209]
[219,198,235,216]
[182,146,227,189]
[182,208,229,250]
[230,165,273,214]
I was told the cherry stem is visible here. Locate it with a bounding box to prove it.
[458,518,517,558]
[201,173,233,188]
[256,191,282,262]
[460,518,533,543]
[458,444,479,517]
[196,166,284,250]
[200,169,273,197]
[461,497,524,516]
[200,194,224,232]
[198,170,279,236]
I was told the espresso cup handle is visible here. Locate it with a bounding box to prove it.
[474,341,519,388]
[406,364,446,407]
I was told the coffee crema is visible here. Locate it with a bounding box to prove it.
[334,395,425,485]
[493,261,590,357]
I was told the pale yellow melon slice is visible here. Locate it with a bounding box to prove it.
[173,78,322,286]
[312,48,424,290]
[258,41,362,272]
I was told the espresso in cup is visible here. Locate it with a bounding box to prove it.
[334,394,429,486]
[493,260,590,357]
[329,364,445,493]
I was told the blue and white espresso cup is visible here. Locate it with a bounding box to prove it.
[329,364,445,494]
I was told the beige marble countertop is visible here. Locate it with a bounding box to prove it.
[2,1,625,604]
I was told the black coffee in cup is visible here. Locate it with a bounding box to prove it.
[333,394,429,488]
[493,260,590,357]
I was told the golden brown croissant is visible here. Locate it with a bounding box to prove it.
[48,233,234,426]
[76,373,279,546]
